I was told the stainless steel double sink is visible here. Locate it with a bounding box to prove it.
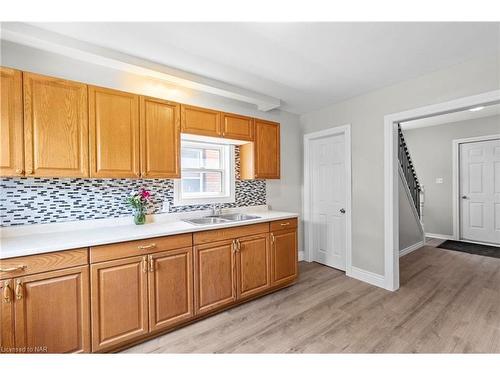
[183,213,261,226]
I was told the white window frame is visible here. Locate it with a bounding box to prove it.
[174,140,235,206]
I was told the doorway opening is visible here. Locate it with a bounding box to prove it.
[384,90,500,291]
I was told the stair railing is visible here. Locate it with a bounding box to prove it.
[398,124,422,219]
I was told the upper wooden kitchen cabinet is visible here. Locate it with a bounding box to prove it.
[221,113,254,141]
[89,86,140,178]
[90,256,149,352]
[13,266,90,353]
[240,119,280,179]
[23,72,89,177]
[0,67,24,177]
[181,104,222,137]
[140,97,181,178]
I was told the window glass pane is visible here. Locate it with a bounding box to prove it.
[202,171,222,193]
[203,149,221,169]
[181,148,201,168]
[182,172,201,193]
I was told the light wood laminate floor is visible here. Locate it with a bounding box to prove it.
[124,246,500,353]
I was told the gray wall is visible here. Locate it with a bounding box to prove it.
[398,172,424,250]
[300,52,500,276]
[0,41,304,250]
[403,115,500,236]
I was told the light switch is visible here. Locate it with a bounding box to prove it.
[435,178,443,184]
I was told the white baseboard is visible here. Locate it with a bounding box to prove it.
[346,266,387,289]
[399,240,424,257]
[298,250,305,261]
[425,232,454,240]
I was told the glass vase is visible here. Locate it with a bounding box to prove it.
[133,207,146,225]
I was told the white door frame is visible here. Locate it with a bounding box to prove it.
[384,90,500,291]
[452,134,500,243]
[303,124,352,273]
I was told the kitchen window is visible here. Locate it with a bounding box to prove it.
[173,141,235,206]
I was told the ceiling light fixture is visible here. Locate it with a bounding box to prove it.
[469,106,485,112]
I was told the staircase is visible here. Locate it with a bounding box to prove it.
[398,124,423,220]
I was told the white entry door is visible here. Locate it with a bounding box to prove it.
[309,132,347,270]
[460,138,500,245]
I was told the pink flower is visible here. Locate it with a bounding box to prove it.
[139,189,151,200]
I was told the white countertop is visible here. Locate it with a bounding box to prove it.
[0,206,298,259]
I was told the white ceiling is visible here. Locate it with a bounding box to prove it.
[401,102,500,130]
[19,22,500,114]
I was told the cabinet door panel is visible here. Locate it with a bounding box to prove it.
[149,248,193,332]
[89,86,140,178]
[91,256,148,352]
[0,68,23,177]
[194,240,236,315]
[236,234,270,299]
[140,97,180,178]
[24,73,88,177]
[181,105,221,137]
[255,119,280,179]
[271,229,298,286]
[0,279,15,350]
[14,266,90,353]
[222,113,254,141]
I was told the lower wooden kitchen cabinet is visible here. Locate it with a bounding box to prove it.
[1,279,16,350]
[235,233,271,300]
[270,234,298,287]
[90,240,195,352]
[148,248,194,333]
[194,240,237,315]
[0,266,90,353]
[90,256,149,352]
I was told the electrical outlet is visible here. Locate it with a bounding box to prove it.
[161,200,170,213]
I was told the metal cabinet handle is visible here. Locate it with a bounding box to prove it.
[280,222,290,226]
[0,265,27,273]
[138,243,156,250]
[15,280,23,300]
[236,239,241,252]
[270,233,275,244]
[340,208,346,214]
[2,281,12,303]
[15,168,23,175]
[148,255,154,273]
[142,256,147,273]
[462,195,468,200]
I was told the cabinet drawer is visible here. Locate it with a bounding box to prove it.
[90,233,192,263]
[270,218,297,232]
[193,223,269,245]
[0,248,88,280]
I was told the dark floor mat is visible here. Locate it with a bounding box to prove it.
[438,240,500,259]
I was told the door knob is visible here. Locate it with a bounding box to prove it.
[340,208,346,214]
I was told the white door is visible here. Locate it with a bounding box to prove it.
[460,138,500,245]
[309,132,347,270]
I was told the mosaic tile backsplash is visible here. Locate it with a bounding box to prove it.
[0,148,266,227]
